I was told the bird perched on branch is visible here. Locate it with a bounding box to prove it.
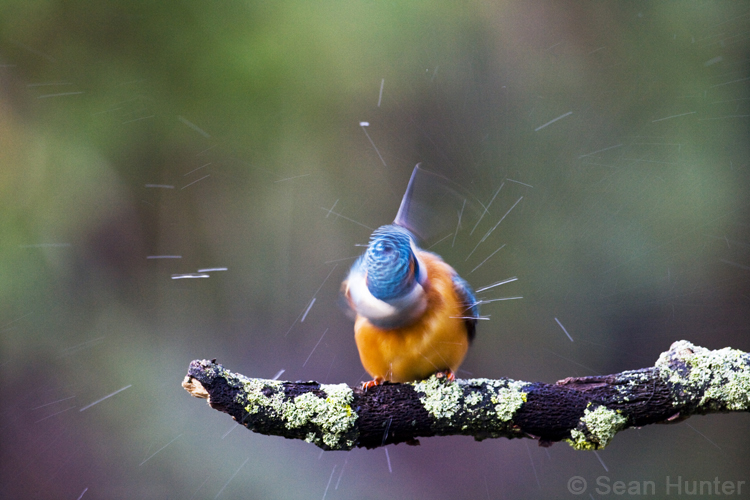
[342,165,479,387]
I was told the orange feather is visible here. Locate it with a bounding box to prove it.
[353,251,470,383]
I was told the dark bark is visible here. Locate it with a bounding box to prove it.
[182,340,750,451]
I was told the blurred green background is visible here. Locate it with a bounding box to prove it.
[2,1,749,498]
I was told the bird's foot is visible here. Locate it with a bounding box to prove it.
[434,370,456,382]
[361,378,384,390]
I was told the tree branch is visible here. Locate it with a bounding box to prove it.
[181,340,750,451]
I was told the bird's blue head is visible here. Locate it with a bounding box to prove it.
[364,225,424,301]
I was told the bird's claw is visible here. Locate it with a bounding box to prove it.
[435,370,456,381]
[361,378,384,390]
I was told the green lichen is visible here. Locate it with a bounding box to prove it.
[464,390,483,406]
[281,383,357,449]
[413,376,528,438]
[236,378,357,449]
[241,378,284,415]
[491,380,528,421]
[283,392,325,426]
[656,340,750,411]
[566,404,627,450]
[413,376,463,419]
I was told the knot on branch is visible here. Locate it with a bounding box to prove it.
[656,340,750,412]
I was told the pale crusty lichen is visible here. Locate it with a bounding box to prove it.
[566,404,628,451]
[464,390,483,406]
[491,380,528,421]
[209,364,286,414]
[413,376,464,419]
[655,340,750,411]
[412,376,528,436]
[281,383,357,449]
[236,377,357,449]
[241,377,284,415]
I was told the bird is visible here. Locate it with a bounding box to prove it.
[341,165,479,387]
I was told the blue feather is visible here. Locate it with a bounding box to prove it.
[364,225,416,301]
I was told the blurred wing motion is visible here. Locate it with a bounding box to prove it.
[392,163,420,233]
[342,164,479,385]
[390,164,484,245]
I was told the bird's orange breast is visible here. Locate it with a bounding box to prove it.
[354,252,470,383]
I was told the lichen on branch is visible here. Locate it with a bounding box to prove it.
[182,340,750,451]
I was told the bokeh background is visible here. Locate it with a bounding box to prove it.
[2,2,749,498]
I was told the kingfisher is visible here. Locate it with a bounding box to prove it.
[342,165,479,387]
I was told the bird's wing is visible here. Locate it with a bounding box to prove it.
[393,164,420,231]
[340,257,364,320]
[452,275,479,343]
